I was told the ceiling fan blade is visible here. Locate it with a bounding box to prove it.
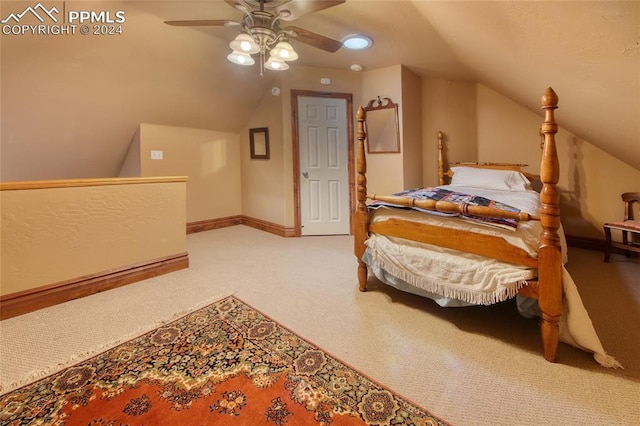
[224,0,293,15]
[285,26,342,53]
[225,0,344,21]
[277,0,345,21]
[164,20,240,27]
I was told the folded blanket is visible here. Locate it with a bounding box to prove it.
[368,187,521,230]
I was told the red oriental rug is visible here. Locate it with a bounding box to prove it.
[0,296,448,425]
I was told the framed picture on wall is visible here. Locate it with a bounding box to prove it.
[250,127,270,160]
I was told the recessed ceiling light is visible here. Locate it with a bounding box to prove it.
[342,34,373,50]
[350,64,364,72]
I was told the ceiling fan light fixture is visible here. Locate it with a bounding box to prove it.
[227,50,256,66]
[166,0,346,75]
[264,56,289,71]
[229,32,260,54]
[342,34,373,50]
[270,41,298,61]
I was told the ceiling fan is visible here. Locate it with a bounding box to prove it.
[165,0,345,72]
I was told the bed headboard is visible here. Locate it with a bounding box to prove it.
[436,131,540,185]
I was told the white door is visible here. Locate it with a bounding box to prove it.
[298,96,350,235]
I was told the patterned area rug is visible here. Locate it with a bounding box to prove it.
[0,296,448,425]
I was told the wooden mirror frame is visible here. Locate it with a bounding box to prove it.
[250,127,270,160]
[363,96,400,154]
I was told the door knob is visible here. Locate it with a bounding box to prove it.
[302,171,309,179]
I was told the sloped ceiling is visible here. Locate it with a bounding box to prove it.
[153,0,639,169]
[409,1,639,170]
[1,0,638,179]
[283,0,639,169]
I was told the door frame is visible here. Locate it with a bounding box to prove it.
[291,90,355,237]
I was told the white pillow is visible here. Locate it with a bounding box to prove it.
[449,166,531,192]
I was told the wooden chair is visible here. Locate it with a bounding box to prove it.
[603,192,640,262]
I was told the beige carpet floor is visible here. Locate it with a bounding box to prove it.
[1,225,639,425]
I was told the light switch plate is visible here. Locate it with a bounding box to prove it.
[151,150,163,160]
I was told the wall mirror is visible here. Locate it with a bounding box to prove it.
[363,96,400,153]
[250,127,270,159]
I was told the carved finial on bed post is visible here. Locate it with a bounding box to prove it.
[538,87,562,362]
[354,106,370,291]
[437,131,445,185]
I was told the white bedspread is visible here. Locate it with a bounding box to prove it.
[365,234,534,305]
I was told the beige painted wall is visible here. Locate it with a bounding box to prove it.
[120,123,242,223]
[557,133,640,239]
[401,66,423,189]
[241,79,287,226]
[421,79,477,186]
[476,85,640,239]
[119,128,142,177]
[420,81,640,239]
[476,85,542,168]
[362,65,423,192]
[0,178,187,296]
[360,65,404,196]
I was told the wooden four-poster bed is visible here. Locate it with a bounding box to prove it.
[353,87,563,362]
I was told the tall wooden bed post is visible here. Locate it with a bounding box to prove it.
[437,131,445,186]
[354,106,369,291]
[538,87,562,362]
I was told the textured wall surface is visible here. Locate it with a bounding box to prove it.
[0,178,187,295]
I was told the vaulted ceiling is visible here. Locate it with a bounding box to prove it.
[1,1,638,179]
[147,0,639,170]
